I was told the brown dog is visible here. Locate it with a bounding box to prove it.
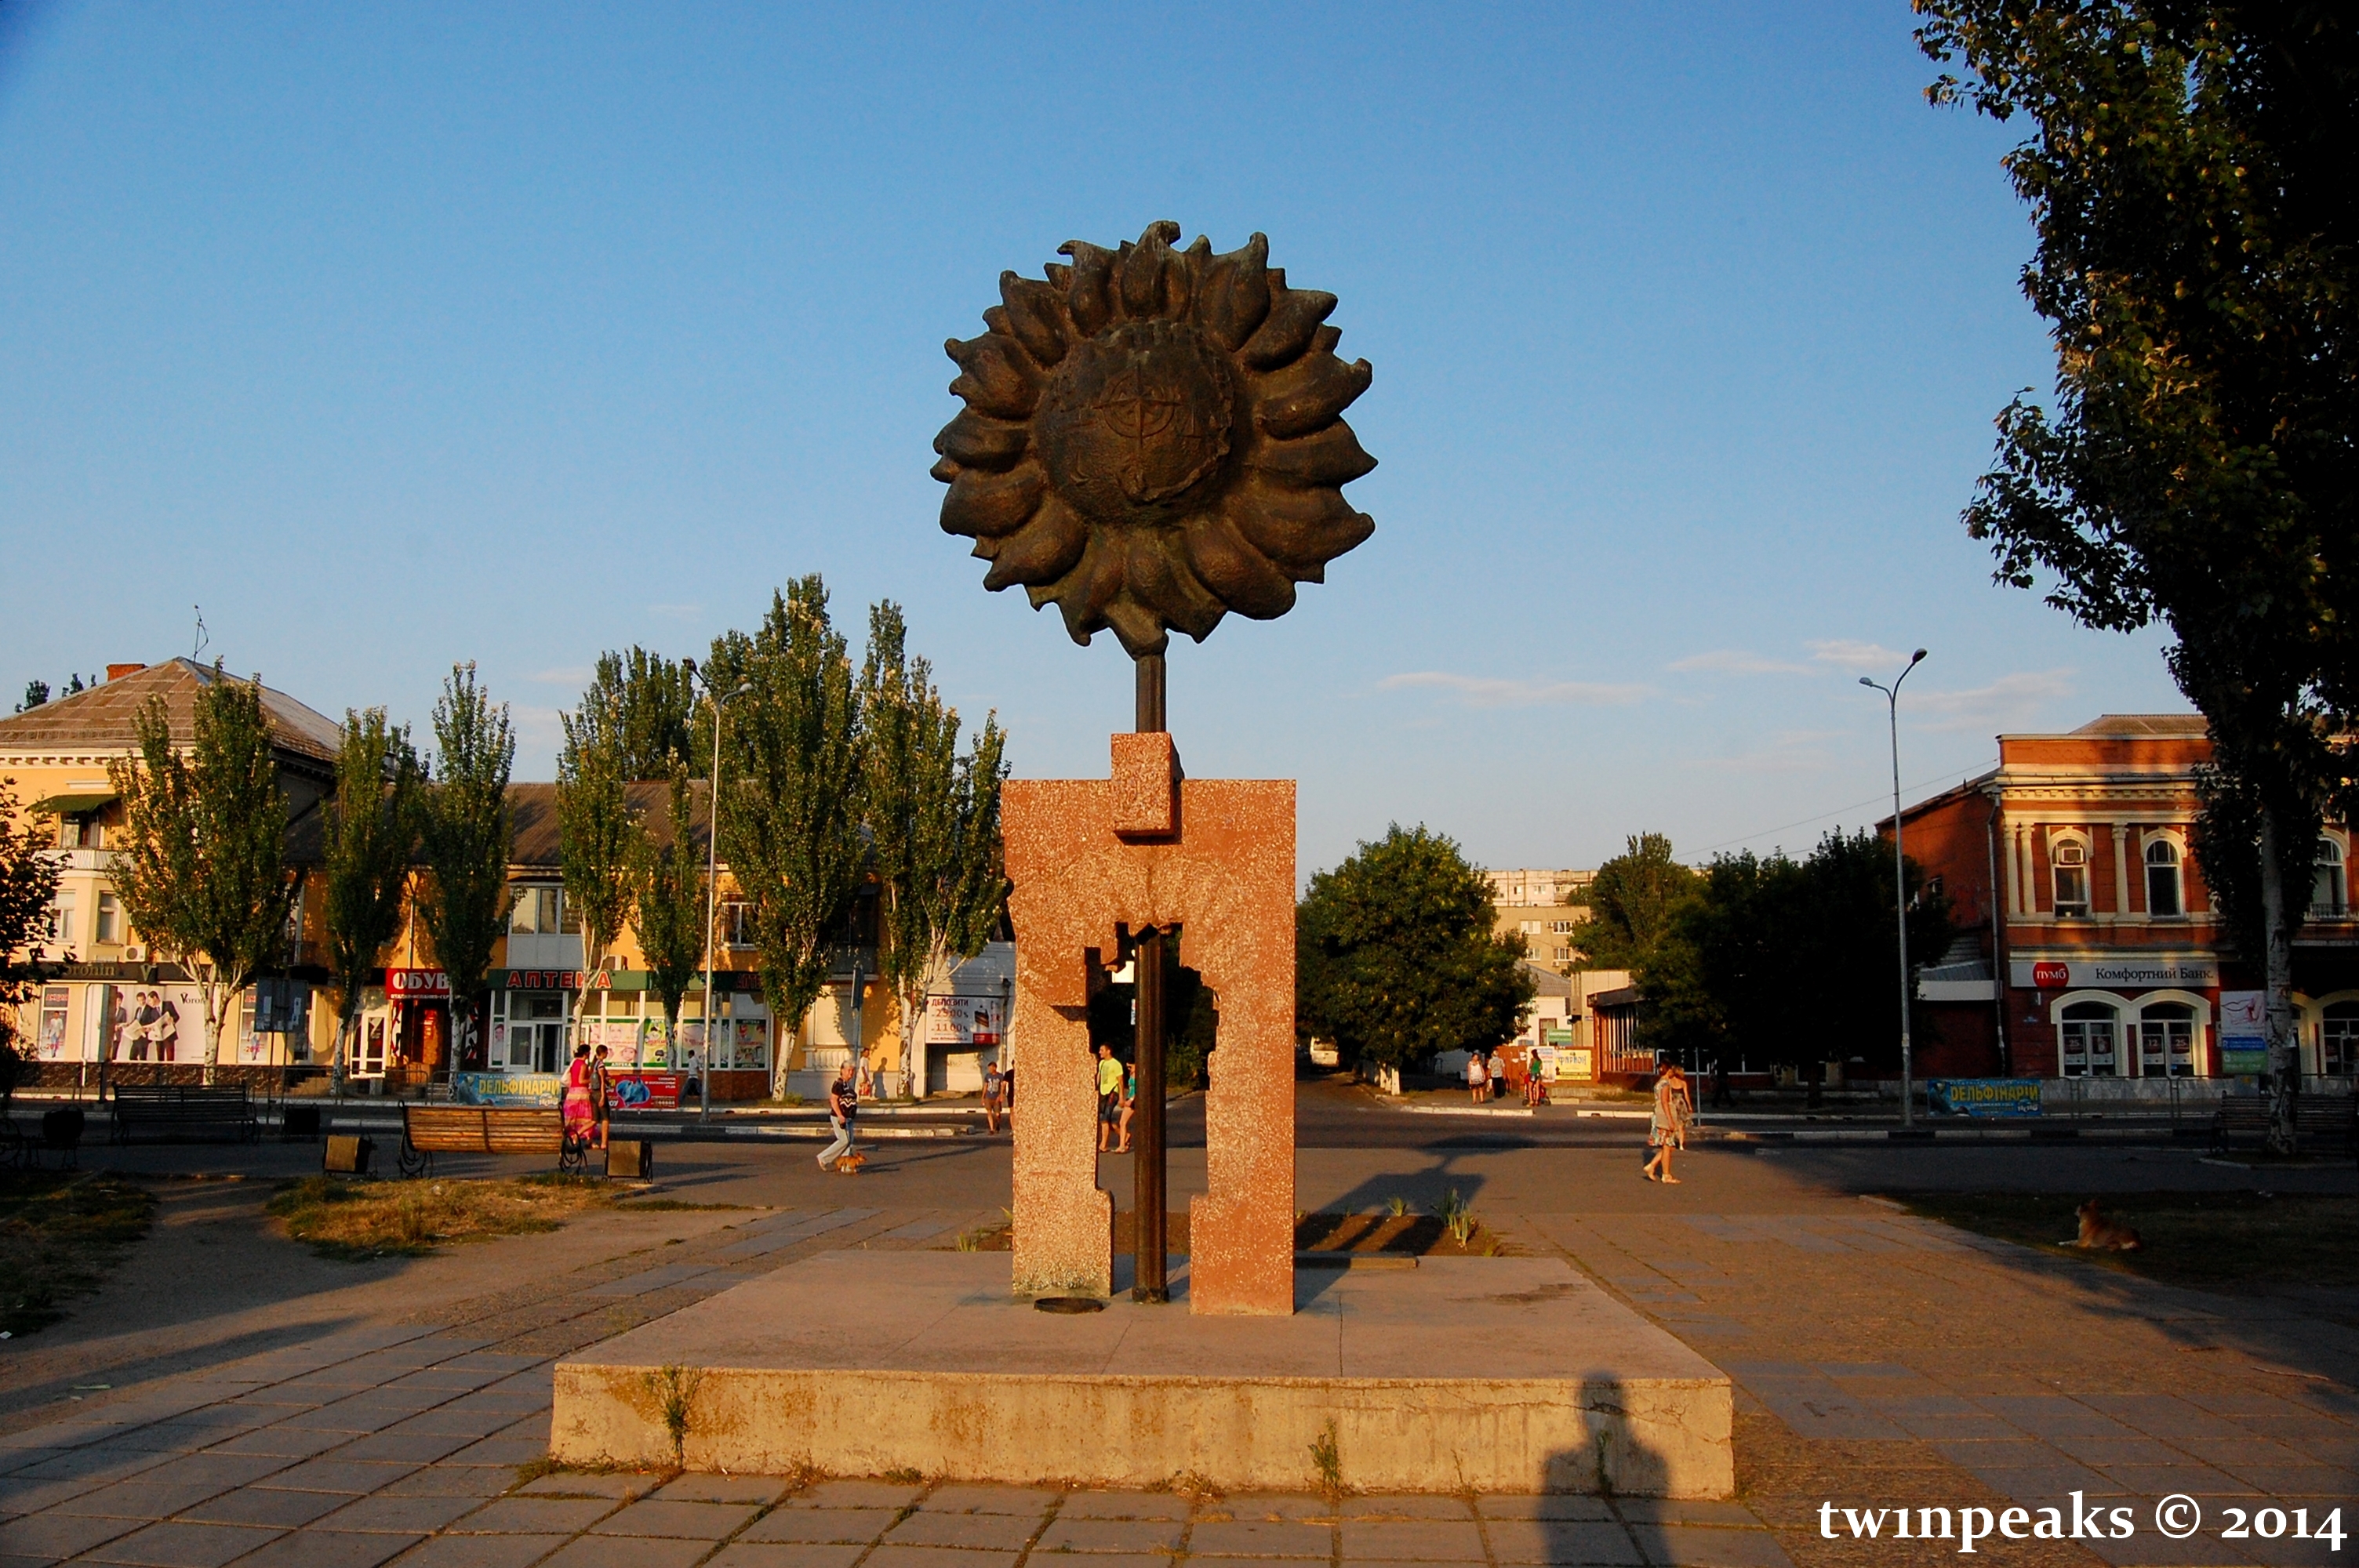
[2070,1199,2143,1251]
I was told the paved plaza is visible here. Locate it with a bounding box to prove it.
[4,1098,2357,1568]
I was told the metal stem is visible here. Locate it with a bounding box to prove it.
[1132,650,1168,1303]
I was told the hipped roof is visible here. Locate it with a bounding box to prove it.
[507,780,711,870]
[0,659,343,768]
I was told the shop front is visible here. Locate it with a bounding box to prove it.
[2008,956,2218,1078]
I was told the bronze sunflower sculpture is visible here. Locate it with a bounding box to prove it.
[932,221,1376,658]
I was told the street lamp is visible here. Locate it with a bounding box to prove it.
[1861,649,1928,1129]
[687,665,752,1124]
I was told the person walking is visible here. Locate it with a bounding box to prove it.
[982,1055,1008,1134]
[1487,1047,1508,1101]
[590,1044,612,1150]
[817,1058,860,1173]
[1642,1063,1692,1184]
[1465,1048,1488,1105]
[1096,1044,1124,1152]
[1115,1057,1138,1154]
[562,1044,598,1150]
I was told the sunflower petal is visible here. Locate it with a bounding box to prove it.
[998,272,1070,367]
[981,494,1085,590]
[1059,241,1116,336]
[1102,597,1172,658]
[945,333,1039,419]
[1119,223,1178,318]
[943,461,1045,539]
[1124,530,1223,641]
[1196,233,1271,352]
[1241,287,1339,370]
[934,408,1029,470]
[1255,354,1373,440]
[1248,420,1377,488]
[1055,536,1125,644]
[1186,510,1298,620]
[1228,479,1376,579]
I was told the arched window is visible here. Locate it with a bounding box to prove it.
[2324,1002,2359,1077]
[2059,1000,2117,1077]
[2052,836,2091,918]
[2137,1002,2197,1078]
[2144,838,2183,917]
[2315,838,2347,919]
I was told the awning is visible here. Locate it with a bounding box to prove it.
[30,792,114,815]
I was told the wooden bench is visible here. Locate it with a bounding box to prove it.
[110,1084,259,1145]
[2212,1094,2357,1156]
[398,1105,586,1178]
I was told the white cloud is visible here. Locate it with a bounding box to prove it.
[1808,639,1914,673]
[1670,649,1812,676]
[1380,672,1652,709]
[1907,669,2075,732]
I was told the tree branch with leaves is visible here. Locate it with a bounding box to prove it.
[419,664,517,1072]
[323,709,423,1092]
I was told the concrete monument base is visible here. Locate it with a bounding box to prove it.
[548,1251,1732,1497]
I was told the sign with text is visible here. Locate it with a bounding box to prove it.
[925,994,1006,1049]
[452,1071,563,1107]
[2219,989,2268,1074]
[1926,1078,2044,1118]
[2010,957,2217,990]
[605,1072,682,1111]
[384,967,449,998]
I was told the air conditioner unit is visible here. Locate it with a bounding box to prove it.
[122,946,144,963]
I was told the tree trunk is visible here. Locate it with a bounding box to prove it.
[202,997,223,1087]
[1805,1058,1824,1109]
[2260,805,2299,1155]
[331,1006,354,1096]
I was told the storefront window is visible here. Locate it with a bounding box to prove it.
[2144,840,2183,917]
[2136,1003,2195,1077]
[2324,1004,2359,1076]
[2059,1000,2117,1076]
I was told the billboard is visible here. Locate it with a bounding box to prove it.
[926,994,1006,1050]
[2218,989,2268,1074]
[1926,1078,2043,1117]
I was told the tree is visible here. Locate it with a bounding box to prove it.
[633,767,708,1057]
[1916,1,2357,1147]
[0,779,64,1054]
[17,681,46,713]
[1297,824,1534,1073]
[419,664,516,1073]
[106,665,301,1081]
[1574,833,1701,974]
[580,647,699,779]
[557,679,640,982]
[860,601,1008,1098]
[715,578,867,1095]
[322,709,423,1094]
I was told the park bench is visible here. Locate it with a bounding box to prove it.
[2212,1094,2357,1157]
[110,1084,260,1145]
[398,1105,587,1179]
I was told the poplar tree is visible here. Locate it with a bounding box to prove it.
[420,664,517,1070]
[323,710,423,1093]
[107,665,301,1082]
[580,647,699,779]
[557,680,639,982]
[0,780,64,1055]
[860,601,1009,1098]
[716,577,867,1095]
[633,768,709,1055]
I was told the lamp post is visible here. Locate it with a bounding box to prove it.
[1861,649,1928,1129]
[689,667,751,1125]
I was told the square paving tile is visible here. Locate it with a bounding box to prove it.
[650,1475,791,1505]
[519,1475,662,1501]
[706,1548,865,1568]
[12,1451,173,1486]
[229,1530,428,1568]
[388,1533,570,1568]
[1613,1503,1765,1528]
[1477,1497,1617,1522]
[1485,1519,1645,1565]
[1052,1493,1189,1522]
[49,1480,231,1520]
[81,1520,287,1568]
[376,1467,515,1498]
[1621,1523,1794,1568]
[1339,1519,1488,1560]
[445,1436,550,1467]
[453,1497,619,1534]
[1034,1517,1185,1553]
[336,1432,482,1465]
[1186,1518,1334,1557]
[592,1500,764,1538]
[251,1459,422,1495]
[536,1538,715,1568]
[1209,1494,1336,1522]
[860,1549,1016,1568]
[1342,1495,1475,1520]
[780,1481,921,1511]
[742,1509,895,1546]
[883,1511,1039,1551]
[388,1411,533,1440]
[0,1509,147,1560]
[200,1427,349,1460]
[916,1486,1059,1516]
[135,1455,296,1490]
[314,1492,489,1532]
[178,1488,350,1528]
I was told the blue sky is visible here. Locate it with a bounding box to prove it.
[0,2,2186,878]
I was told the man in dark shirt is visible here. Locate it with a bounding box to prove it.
[818,1059,860,1172]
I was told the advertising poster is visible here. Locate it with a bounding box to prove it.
[2219,990,2268,1074]
[107,984,205,1062]
[1927,1079,2044,1117]
[925,994,1006,1049]
[605,1072,682,1111]
[451,1072,564,1107]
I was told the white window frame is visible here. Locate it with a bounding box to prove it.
[2315,834,2348,919]
[2050,833,2092,919]
[2052,991,2120,1077]
[2143,834,2185,918]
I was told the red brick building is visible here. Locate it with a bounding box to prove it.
[1887,714,2357,1081]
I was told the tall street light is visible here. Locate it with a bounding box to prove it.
[687,665,751,1125]
[1861,649,1928,1129]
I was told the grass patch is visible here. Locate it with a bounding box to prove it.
[267,1174,617,1261]
[1895,1191,2359,1291]
[0,1171,158,1335]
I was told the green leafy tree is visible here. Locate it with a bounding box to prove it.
[1916,1,2357,1145]
[322,710,423,1093]
[1297,824,1535,1074]
[419,664,517,1069]
[16,681,47,713]
[715,577,867,1094]
[580,647,699,779]
[106,666,301,1081]
[632,767,709,1055]
[860,601,1009,1098]
[0,780,65,1056]
[1573,833,1701,974]
[558,679,640,981]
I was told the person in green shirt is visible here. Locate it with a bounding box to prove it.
[1096,1044,1124,1152]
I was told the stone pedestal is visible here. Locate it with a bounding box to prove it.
[1002,733,1296,1315]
